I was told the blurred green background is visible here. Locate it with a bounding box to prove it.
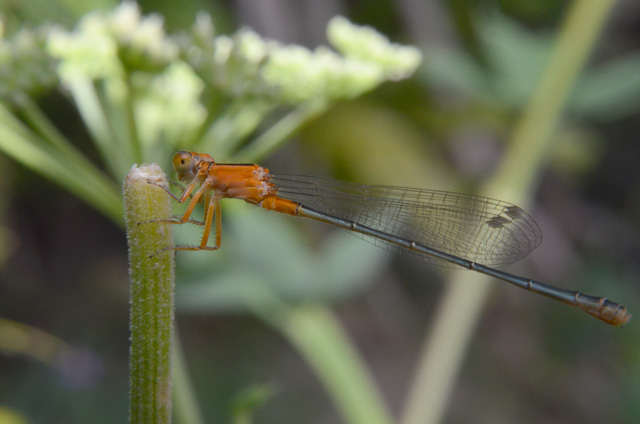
[1,0,639,423]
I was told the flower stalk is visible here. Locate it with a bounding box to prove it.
[124,164,175,424]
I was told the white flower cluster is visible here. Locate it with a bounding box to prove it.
[135,61,206,148]
[184,13,421,104]
[0,23,58,103]
[260,17,421,102]
[47,1,178,81]
[327,16,422,81]
[46,3,201,149]
[4,3,422,150]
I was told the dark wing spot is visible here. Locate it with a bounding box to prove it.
[504,206,525,220]
[486,215,511,228]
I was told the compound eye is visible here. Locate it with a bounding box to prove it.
[172,151,193,173]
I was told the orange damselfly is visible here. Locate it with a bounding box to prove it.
[151,151,631,326]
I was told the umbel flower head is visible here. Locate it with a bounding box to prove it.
[2,3,422,166]
[37,2,422,108]
[183,13,422,104]
[0,22,58,104]
[47,1,179,81]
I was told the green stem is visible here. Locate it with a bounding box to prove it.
[0,103,123,224]
[400,1,616,424]
[17,97,85,158]
[190,90,227,147]
[66,78,128,178]
[124,164,175,424]
[279,305,394,424]
[488,0,614,197]
[200,99,274,157]
[124,72,144,164]
[235,98,328,162]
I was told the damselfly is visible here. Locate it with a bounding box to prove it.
[150,151,631,326]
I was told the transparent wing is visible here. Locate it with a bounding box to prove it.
[270,174,542,268]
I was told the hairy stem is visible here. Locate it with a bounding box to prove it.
[124,164,175,424]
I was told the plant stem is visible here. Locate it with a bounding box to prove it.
[280,305,393,424]
[200,99,274,157]
[66,78,128,179]
[124,164,175,424]
[0,103,123,224]
[400,1,616,424]
[236,98,328,162]
[17,96,85,158]
[124,72,144,165]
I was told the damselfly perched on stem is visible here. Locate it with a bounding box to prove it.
[147,151,631,326]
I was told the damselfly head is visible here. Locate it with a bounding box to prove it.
[172,151,215,181]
